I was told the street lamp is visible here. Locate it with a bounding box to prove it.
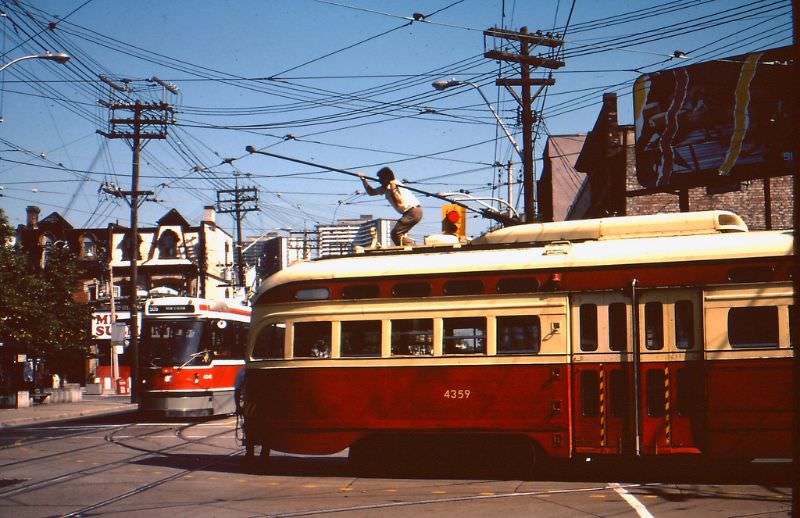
[0,52,71,73]
[432,79,523,159]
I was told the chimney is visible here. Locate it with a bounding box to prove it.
[203,205,216,224]
[26,206,40,229]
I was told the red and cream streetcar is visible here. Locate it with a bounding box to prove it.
[140,296,251,417]
[242,210,792,466]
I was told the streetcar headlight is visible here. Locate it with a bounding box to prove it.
[193,373,200,384]
[163,374,172,382]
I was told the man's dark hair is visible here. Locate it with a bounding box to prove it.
[377,167,395,184]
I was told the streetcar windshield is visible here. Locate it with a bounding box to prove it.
[141,320,210,367]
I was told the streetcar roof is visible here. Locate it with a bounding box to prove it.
[253,211,792,305]
[145,296,251,317]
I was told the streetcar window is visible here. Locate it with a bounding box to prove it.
[141,320,206,367]
[391,319,433,356]
[392,282,431,298]
[294,321,331,358]
[294,287,330,301]
[341,320,381,357]
[496,277,540,294]
[207,320,246,359]
[443,317,486,355]
[790,305,795,348]
[674,300,695,350]
[209,321,232,358]
[609,369,627,418]
[645,369,666,417]
[644,302,664,350]
[341,284,380,300]
[443,279,483,296]
[497,315,540,354]
[728,306,779,348]
[608,303,627,352]
[580,370,599,417]
[579,304,598,351]
[252,323,285,359]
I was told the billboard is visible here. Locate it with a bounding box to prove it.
[633,47,794,190]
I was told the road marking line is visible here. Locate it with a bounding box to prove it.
[338,487,353,492]
[609,483,654,518]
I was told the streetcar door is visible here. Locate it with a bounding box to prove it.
[637,289,703,455]
[570,293,632,455]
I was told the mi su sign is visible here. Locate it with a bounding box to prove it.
[92,312,133,342]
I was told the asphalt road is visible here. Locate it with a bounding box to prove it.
[0,411,791,517]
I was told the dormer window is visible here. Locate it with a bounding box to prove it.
[120,235,142,261]
[158,230,179,259]
[80,235,96,259]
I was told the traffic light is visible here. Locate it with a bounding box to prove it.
[441,204,466,238]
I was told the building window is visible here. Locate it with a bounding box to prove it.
[120,235,142,261]
[391,319,432,356]
[158,230,179,259]
[608,303,627,351]
[497,315,540,354]
[728,306,779,348]
[579,304,598,351]
[293,321,331,358]
[341,320,381,357]
[252,323,285,359]
[644,302,664,350]
[443,317,485,355]
[40,234,53,268]
[80,235,96,259]
[674,300,695,349]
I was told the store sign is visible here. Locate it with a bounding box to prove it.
[91,312,131,339]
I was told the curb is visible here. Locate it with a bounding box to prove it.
[0,404,137,429]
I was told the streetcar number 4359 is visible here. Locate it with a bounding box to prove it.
[444,389,470,399]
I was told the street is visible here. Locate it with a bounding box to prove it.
[0,411,791,517]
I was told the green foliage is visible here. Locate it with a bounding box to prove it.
[0,209,92,361]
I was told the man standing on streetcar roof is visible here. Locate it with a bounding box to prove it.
[359,167,423,246]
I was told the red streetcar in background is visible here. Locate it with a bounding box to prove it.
[242,210,793,467]
[139,296,250,417]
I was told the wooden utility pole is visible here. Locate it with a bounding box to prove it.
[216,174,259,295]
[98,84,174,402]
[485,27,563,222]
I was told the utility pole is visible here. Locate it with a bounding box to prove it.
[216,174,259,296]
[484,26,563,222]
[97,77,176,402]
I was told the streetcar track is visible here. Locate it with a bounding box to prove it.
[61,447,245,518]
[0,421,200,469]
[0,421,237,499]
[256,482,654,517]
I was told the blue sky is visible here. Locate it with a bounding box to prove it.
[0,0,793,239]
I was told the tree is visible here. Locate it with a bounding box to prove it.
[0,209,92,385]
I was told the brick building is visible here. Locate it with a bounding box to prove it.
[538,93,793,229]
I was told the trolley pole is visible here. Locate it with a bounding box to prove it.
[98,81,175,402]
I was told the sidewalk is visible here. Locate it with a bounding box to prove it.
[0,394,137,429]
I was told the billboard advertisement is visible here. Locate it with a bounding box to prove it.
[633,46,794,190]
